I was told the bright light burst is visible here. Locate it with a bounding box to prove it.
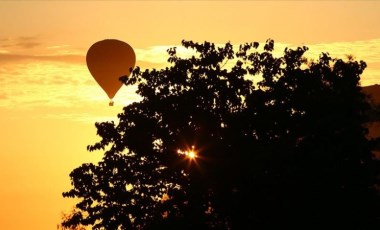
[177,145,197,160]
[187,150,196,159]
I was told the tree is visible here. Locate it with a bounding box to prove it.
[58,207,87,230]
[62,39,380,229]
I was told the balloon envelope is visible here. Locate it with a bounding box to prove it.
[86,39,136,100]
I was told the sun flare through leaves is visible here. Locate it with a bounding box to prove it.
[177,145,198,160]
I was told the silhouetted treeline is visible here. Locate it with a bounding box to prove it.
[62,40,380,229]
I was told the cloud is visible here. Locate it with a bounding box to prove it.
[0,36,83,63]
[46,45,70,49]
[0,53,84,64]
[136,60,169,70]
[301,39,380,63]
[133,38,380,66]
[285,39,380,86]
[0,62,88,108]
[0,59,141,117]
[0,36,41,50]
[0,38,379,123]
[134,39,380,86]
[15,41,40,49]
[135,45,195,64]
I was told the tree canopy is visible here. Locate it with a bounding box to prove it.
[62,39,380,229]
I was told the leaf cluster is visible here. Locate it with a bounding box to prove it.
[63,39,380,229]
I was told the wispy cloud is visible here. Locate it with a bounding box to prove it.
[0,59,141,124]
[0,36,41,50]
[0,53,84,64]
[135,39,380,86]
[0,93,7,100]
[0,38,379,123]
[286,39,380,86]
[0,36,83,63]
[46,45,70,49]
[135,45,195,64]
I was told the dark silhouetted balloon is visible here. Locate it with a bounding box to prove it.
[86,39,136,105]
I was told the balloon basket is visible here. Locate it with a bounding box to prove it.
[109,100,114,106]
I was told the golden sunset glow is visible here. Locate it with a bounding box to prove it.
[188,150,197,159]
[1,1,380,229]
[178,146,198,160]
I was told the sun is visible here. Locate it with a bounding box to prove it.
[187,150,197,159]
[177,145,198,160]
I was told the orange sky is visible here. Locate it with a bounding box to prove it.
[1,1,380,229]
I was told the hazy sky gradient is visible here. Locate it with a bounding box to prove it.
[1,1,380,229]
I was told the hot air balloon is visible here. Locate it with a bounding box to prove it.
[86,39,136,106]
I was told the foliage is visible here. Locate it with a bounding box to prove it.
[63,39,380,229]
[58,208,87,230]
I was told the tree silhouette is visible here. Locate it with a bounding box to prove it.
[63,40,380,229]
[58,207,87,230]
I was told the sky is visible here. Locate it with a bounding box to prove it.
[1,1,380,229]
